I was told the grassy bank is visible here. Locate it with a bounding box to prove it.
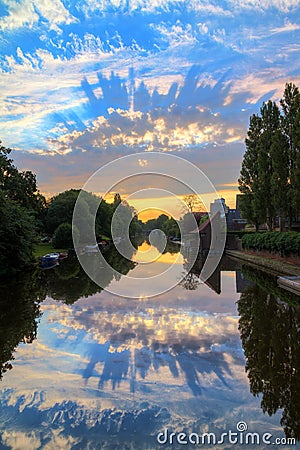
[33,243,67,258]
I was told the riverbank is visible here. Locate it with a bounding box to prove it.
[226,249,300,276]
[33,243,67,258]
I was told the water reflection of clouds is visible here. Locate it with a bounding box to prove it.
[13,295,245,402]
[0,276,283,449]
[72,272,240,316]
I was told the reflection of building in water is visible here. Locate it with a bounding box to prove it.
[205,269,221,294]
[182,253,248,295]
[235,271,254,293]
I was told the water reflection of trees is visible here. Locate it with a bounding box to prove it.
[0,270,46,379]
[0,245,138,377]
[145,236,180,255]
[45,255,104,303]
[45,246,136,304]
[238,266,300,440]
[44,239,180,304]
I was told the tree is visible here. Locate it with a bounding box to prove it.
[270,130,289,230]
[255,101,281,230]
[280,83,300,225]
[45,189,80,234]
[0,141,46,223]
[113,193,122,209]
[238,114,262,230]
[0,141,43,274]
[154,214,169,229]
[142,214,179,237]
[97,200,113,237]
[238,93,297,230]
[52,223,78,249]
[182,194,204,213]
[129,213,143,237]
[111,198,136,238]
[46,189,115,241]
[0,192,37,275]
[162,217,180,238]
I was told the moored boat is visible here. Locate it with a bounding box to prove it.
[58,252,68,260]
[42,253,60,263]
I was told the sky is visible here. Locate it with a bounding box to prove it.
[0,0,300,208]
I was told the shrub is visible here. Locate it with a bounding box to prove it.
[242,232,300,257]
[52,223,77,249]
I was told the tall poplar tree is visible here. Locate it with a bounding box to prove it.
[239,84,300,231]
[238,114,262,230]
[270,130,289,230]
[256,100,281,230]
[280,83,300,225]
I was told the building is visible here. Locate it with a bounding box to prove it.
[210,198,228,215]
[210,196,246,231]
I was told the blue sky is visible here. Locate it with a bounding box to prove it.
[0,0,300,202]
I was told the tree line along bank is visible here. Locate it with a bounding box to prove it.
[239,82,300,232]
[0,145,180,276]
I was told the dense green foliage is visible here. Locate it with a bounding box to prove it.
[162,217,180,237]
[242,231,300,256]
[52,222,76,249]
[46,191,142,245]
[0,142,46,275]
[111,193,143,239]
[45,189,80,234]
[239,83,300,230]
[0,192,36,274]
[0,142,46,219]
[143,213,180,238]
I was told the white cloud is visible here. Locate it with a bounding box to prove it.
[80,0,234,17]
[212,28,226,44]
[227,0,300,12]
[271,20,300,34]
[42,101,245,157]
[0,0,38,31]
[155,21,198,46]
[1,431,41,450]
[0,0,77,31]
[188,0,232,16]
[198,22,209,34]
[68,31,124,56]
[225,71,300,105]
[81,0,184,15]
[0,0,299,179]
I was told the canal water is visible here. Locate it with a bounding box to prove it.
[0,240,299,449]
